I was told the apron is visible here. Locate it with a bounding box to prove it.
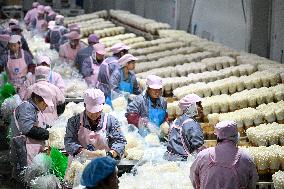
[198,148,246,189]
[96,61,112,106]
[84,57,100,87]
[6,49,28,96]
[118,69,133,94]
[49,26,62,50]
[61,43,81,63]
[35,18,47,34]
[165,119,192,161]
[66,113,110,169]
[148,98,166,127]
[11,101,46,167]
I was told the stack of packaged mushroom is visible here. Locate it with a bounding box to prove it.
[246,123,284,147]
[93,26,125,38]
[173,71,281,99]
[200,84,284,115]
[136,46,202,63]
[110,10,170,34]
[135,51,216,73]
[207,100,284,133]
[64,13,99,25]
[240,145,284,174]
[273,171,284,189]
[80,21,116,37]
[130,41,187,56]
[128,37,175,49]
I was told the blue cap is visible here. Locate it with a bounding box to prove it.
[81,157,116,187]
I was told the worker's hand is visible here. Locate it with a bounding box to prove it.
[160,122,170,136]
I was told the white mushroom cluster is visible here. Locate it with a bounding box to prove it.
[207,101,284,129]
[135,51,215,73]
[125,133,144,160]
[136,46,202,63]
[93,26,125,38]
[99,33,146,50]
[240,145,284,174]
[246,123,284,146]
[128,37,174,49]
[110,10,170,34]
[65,159,91,186]
[64,78,88,98]
[130,41,187,57]
[64,13,99,25]
[161,64,256,94]
[272,170,284,189]
[119,161,194,189]
[200,84,284,115]
[81,21,116,37]
[173,71,281,99]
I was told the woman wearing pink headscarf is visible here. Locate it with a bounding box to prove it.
[24,66,65,125]
[164,94,205,161]
[31,5,48,34]
[190,120,258,189]
[11,83,52,182]
[24,2,40,27]
[126,75,167,136]
[59,31,86,64]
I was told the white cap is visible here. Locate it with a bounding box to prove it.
[9,35,21,44]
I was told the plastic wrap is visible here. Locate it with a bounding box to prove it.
[30,174,61,189]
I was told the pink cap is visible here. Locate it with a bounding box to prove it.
[35,65,50,77]
[37,5,45,14]
[88,34,99,43]
[84,88,105,113]
[32,83,54,107]
[9,35,21,44]
[118,54,138,67]
[9,19,19,26]
[32,2,39,8]
[55,14,64,20]
[48,11,56,17]
[64,31,81,40]
[110,43,130,54]
[0,34,10,42]
[94,43,106,55]
[38,55,51,65]
[146,75,163,89]
[44,6,52,12]
[48,21,55,29]
[214,120,238,140]
[179,94,202,111]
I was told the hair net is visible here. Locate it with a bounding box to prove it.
[81,157,116,188]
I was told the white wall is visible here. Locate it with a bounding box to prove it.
[190,0,251,52]
[270,0,284,63]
